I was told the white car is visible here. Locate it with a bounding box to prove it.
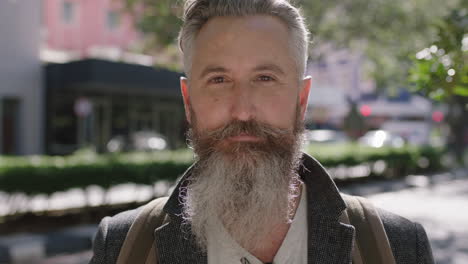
[107,131,168,152]
[358,130,405,148]
[306,129,349,144]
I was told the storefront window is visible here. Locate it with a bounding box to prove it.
[50,99,77,154]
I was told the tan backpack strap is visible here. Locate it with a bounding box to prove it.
[339,210,364,264]
[356,196,396,264]
[117,197,169,264]
[145,243,157,264]
[341,194,396,264]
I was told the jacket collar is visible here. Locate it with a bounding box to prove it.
[299,154,354,263]
[154,153,354,264]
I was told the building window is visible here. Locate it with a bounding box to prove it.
[49,97,77,155]
[62,1,76,24]
[106,10,121,31]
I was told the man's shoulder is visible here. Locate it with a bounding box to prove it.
[89,206,143,264]
[339,193,434,263]
[377,208,434,264]
[378,207,418,234]
[105,206,142,234]
[91,196,172,264]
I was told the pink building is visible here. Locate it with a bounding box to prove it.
[42,0,141,57]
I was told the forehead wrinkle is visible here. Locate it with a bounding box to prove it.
[198,65,230,79]
[252,63,286,76]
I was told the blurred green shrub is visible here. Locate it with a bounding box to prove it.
[0,145,445,195]
[306,144,445,179]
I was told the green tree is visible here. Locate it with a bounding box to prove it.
[122,0,183,69]
[409,8,468,164]
[299,0,461,92]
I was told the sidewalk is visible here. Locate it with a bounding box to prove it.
[342,168,468,264]
[0,225,96,264]
[366,179,468,264]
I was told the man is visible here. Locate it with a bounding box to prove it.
[90,0,434,263]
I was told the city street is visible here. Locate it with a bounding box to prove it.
[343,169,468,264]
[368,178,468,264]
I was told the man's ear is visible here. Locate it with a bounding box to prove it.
[180,77,192,124]
[299,76,311,120]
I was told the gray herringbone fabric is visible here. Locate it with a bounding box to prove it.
[89,153,435,264]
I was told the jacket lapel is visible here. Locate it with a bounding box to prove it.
[301,154,355,264]
[154,164,208,264]
[154,217,207,264]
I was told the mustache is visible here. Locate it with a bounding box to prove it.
[189,119,293,150]
[201,119,290,142]
[188,119,297,158]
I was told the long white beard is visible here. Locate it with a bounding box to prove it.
[181,113,304,252]
[182,149,301,251]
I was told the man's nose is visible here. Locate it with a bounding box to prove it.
[230,85,255,121]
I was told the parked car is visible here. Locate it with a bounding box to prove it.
[358,130,405,148]
[306,129,349,144]
[107,131,168,152]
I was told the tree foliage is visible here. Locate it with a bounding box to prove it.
[299,0,461,91]
[409,8,468,100]
[408,8,467,164]
[123,0,182,47]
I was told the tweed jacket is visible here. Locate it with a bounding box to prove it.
[90,154,435,264]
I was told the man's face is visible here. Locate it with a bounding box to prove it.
[181,15,311,137]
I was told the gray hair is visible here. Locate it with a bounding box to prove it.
[178,0,310,78]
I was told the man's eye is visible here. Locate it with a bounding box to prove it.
[209,76,226,84]
[257,75,274,82]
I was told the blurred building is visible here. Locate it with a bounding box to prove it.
[41,0,141,60]
[306,47,375,129]
[40,0,185,155]
[0,1,43,155]
[305,46,434,145]
[45,59,185,154]
[0,0,184,156]
[358,91,433,145]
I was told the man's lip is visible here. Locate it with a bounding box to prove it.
[227,134,262,142]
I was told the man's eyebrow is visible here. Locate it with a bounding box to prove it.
[198,66,229,79]
[198,63,286,79]
[253,63,286,75]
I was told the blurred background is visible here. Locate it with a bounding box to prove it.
[0,0,466,263]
